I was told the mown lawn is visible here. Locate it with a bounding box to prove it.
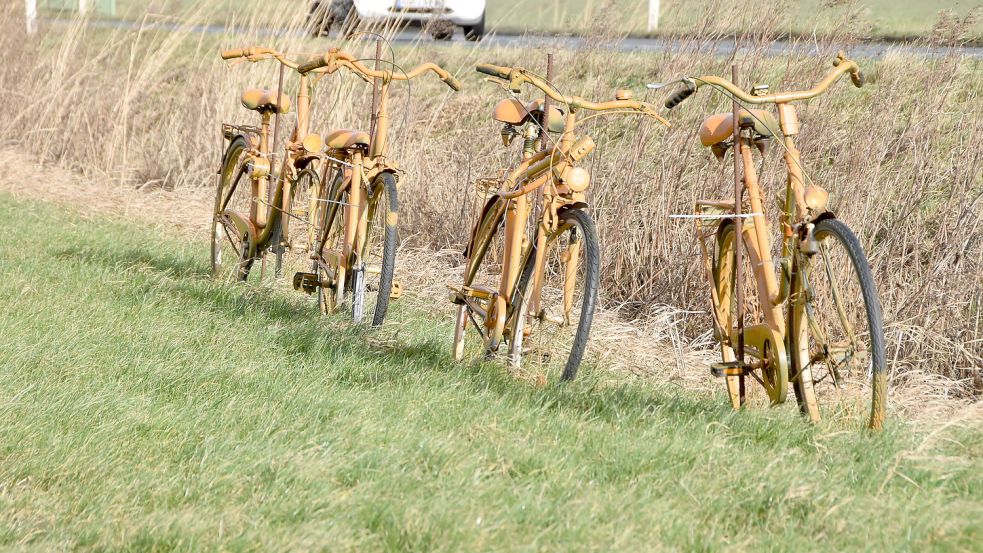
[0,193,981,551]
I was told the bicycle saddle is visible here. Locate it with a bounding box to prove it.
[241,88,292,114]
[699,110,779,147]
[491,98,565,133]
[325,129,370,150]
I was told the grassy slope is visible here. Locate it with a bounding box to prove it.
[497,0,983,40]
[1,195,981,551]
[80,0,983,39]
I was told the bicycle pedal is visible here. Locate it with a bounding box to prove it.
[292,272,324,295]
[447,285,465,305]
[710,361,747,378]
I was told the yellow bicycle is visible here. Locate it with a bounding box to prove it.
[450,62,668,380]
[657,53,887,428]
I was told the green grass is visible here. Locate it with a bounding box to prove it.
[49,0,983,41]
[1,193,982,551]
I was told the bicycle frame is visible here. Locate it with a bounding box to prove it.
[697,104,814,342]
[694,89,855,404]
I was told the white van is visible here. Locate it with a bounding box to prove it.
[309,0,486,41]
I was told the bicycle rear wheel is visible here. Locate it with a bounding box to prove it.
[278,163,322,280]
[712,219,788,408]
[314,169,346,315]
[211,137,255,282]
[790,218,887,429]
[452,196,510,361]
[509,208,600,382]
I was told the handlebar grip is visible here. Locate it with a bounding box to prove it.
[851,69,865,88]
[221,49,246,60]
[443,75,463,92]
[665,86,695,109]
[298,55,328,74]
[476,63,510,80]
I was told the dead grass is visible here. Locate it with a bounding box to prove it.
[1,0,981,415]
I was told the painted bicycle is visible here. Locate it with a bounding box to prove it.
[450,60,669,380]
[656,53,887,428]
[214,45,460,326]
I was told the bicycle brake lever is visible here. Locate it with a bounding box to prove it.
[482,76,512,91]
[646,78,686,90]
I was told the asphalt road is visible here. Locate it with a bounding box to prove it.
[50,18,983,60]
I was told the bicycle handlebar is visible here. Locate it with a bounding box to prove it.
[664,83,696,109]
[665,52,864,109]
[220,46,300,70]
[476,63,669,125]
[298,48,461,91]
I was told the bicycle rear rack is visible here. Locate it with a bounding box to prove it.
[222,123,262,141]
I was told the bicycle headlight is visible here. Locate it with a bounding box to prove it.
[560,167,591,193]
[804,185,829,213]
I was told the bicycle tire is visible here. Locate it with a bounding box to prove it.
[790,218,887,430]
[362,172,399,327]
[510,208,600,381]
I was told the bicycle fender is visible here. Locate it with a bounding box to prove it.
[224,211,259,257]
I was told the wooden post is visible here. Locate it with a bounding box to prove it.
[648,0,660,32]
[25,0,37,35]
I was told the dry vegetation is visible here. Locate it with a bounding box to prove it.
[1,1,981,403]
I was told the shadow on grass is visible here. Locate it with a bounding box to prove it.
[56,244,212,279]
[58,241,804,435]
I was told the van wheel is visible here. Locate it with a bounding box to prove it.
[464,12,485,41]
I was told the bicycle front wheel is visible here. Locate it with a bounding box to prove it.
[790,218,887,429]
[357,172,399,327]
[510,208,600,382]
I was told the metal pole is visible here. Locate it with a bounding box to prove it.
[368,39,383,153]
[648,0,660,32]
[540,53,555,151]
[272,62,287,279]
[731,63,746,405]
[25,0,37,35]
